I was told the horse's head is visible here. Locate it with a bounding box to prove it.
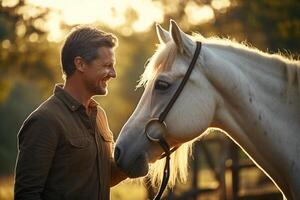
[115,20,218,184]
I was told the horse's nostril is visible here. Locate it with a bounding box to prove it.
[114,146,121,163]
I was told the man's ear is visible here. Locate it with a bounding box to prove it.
[74,56,85,72]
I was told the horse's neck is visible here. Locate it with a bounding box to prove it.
[203,44,300,199]
[205,44,300,133]
[207,44,290,94]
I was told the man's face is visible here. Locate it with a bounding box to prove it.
[82,46,116,96]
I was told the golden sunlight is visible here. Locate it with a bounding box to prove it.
[211,0,231,10]
[26,0,164,41]
[19,0,230,41]
[1,0,19,7]
[185,2,215,25]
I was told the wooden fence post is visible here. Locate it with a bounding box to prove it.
[231,143,239,200]
[218,137,228,200]
[192,142,200,200]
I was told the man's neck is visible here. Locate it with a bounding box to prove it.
[63,77,92,109]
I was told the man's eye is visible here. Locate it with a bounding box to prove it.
[154,80,170,90]
[105,64,113,68]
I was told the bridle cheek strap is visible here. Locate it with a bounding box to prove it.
[146,41,202,200]
[158,41,202,123]
[152,41,202,159]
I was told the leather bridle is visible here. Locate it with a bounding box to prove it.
[144,41,202,200]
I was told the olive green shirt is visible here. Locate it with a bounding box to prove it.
[14,84,114,200]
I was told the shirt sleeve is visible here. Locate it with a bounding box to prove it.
[14,113,59,200]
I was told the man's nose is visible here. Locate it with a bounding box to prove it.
[109,67,116,78]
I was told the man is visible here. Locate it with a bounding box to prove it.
[14,26,127,200]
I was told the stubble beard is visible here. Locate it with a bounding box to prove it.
[93,85,107,96]
[85,80,107,96]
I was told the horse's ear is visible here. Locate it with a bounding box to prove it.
[170,20,194,55]
[156,23,171,44]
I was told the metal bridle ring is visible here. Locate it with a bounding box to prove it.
[144,118,167,143]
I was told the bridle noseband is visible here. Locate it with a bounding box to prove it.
[145,41,202,200]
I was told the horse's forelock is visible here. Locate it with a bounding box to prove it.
[137,42,177,88]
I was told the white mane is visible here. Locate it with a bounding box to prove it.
[139,34,300,90]
[137,42,177,88]
[194,34,300,93]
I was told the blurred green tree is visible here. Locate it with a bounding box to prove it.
[158,0,300,56]
[0,0,62,102]
[0,0,61,174]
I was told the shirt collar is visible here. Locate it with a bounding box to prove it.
[54,84,82,112]
[54,84,99,112]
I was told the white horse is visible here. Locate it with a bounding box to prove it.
[115,20,300,200]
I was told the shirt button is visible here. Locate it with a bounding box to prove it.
[71,105,75,110]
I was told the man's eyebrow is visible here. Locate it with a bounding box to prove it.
[104,60,116,65]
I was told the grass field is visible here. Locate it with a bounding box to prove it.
[0,176,13,200]
[0,175,147,200]
[0,166,280,200]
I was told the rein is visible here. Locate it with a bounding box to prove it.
[145,41,202,200]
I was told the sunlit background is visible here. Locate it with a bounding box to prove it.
[7,0,230,41]
[0,0,299,199]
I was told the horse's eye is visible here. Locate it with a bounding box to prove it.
[154,80,170,90]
